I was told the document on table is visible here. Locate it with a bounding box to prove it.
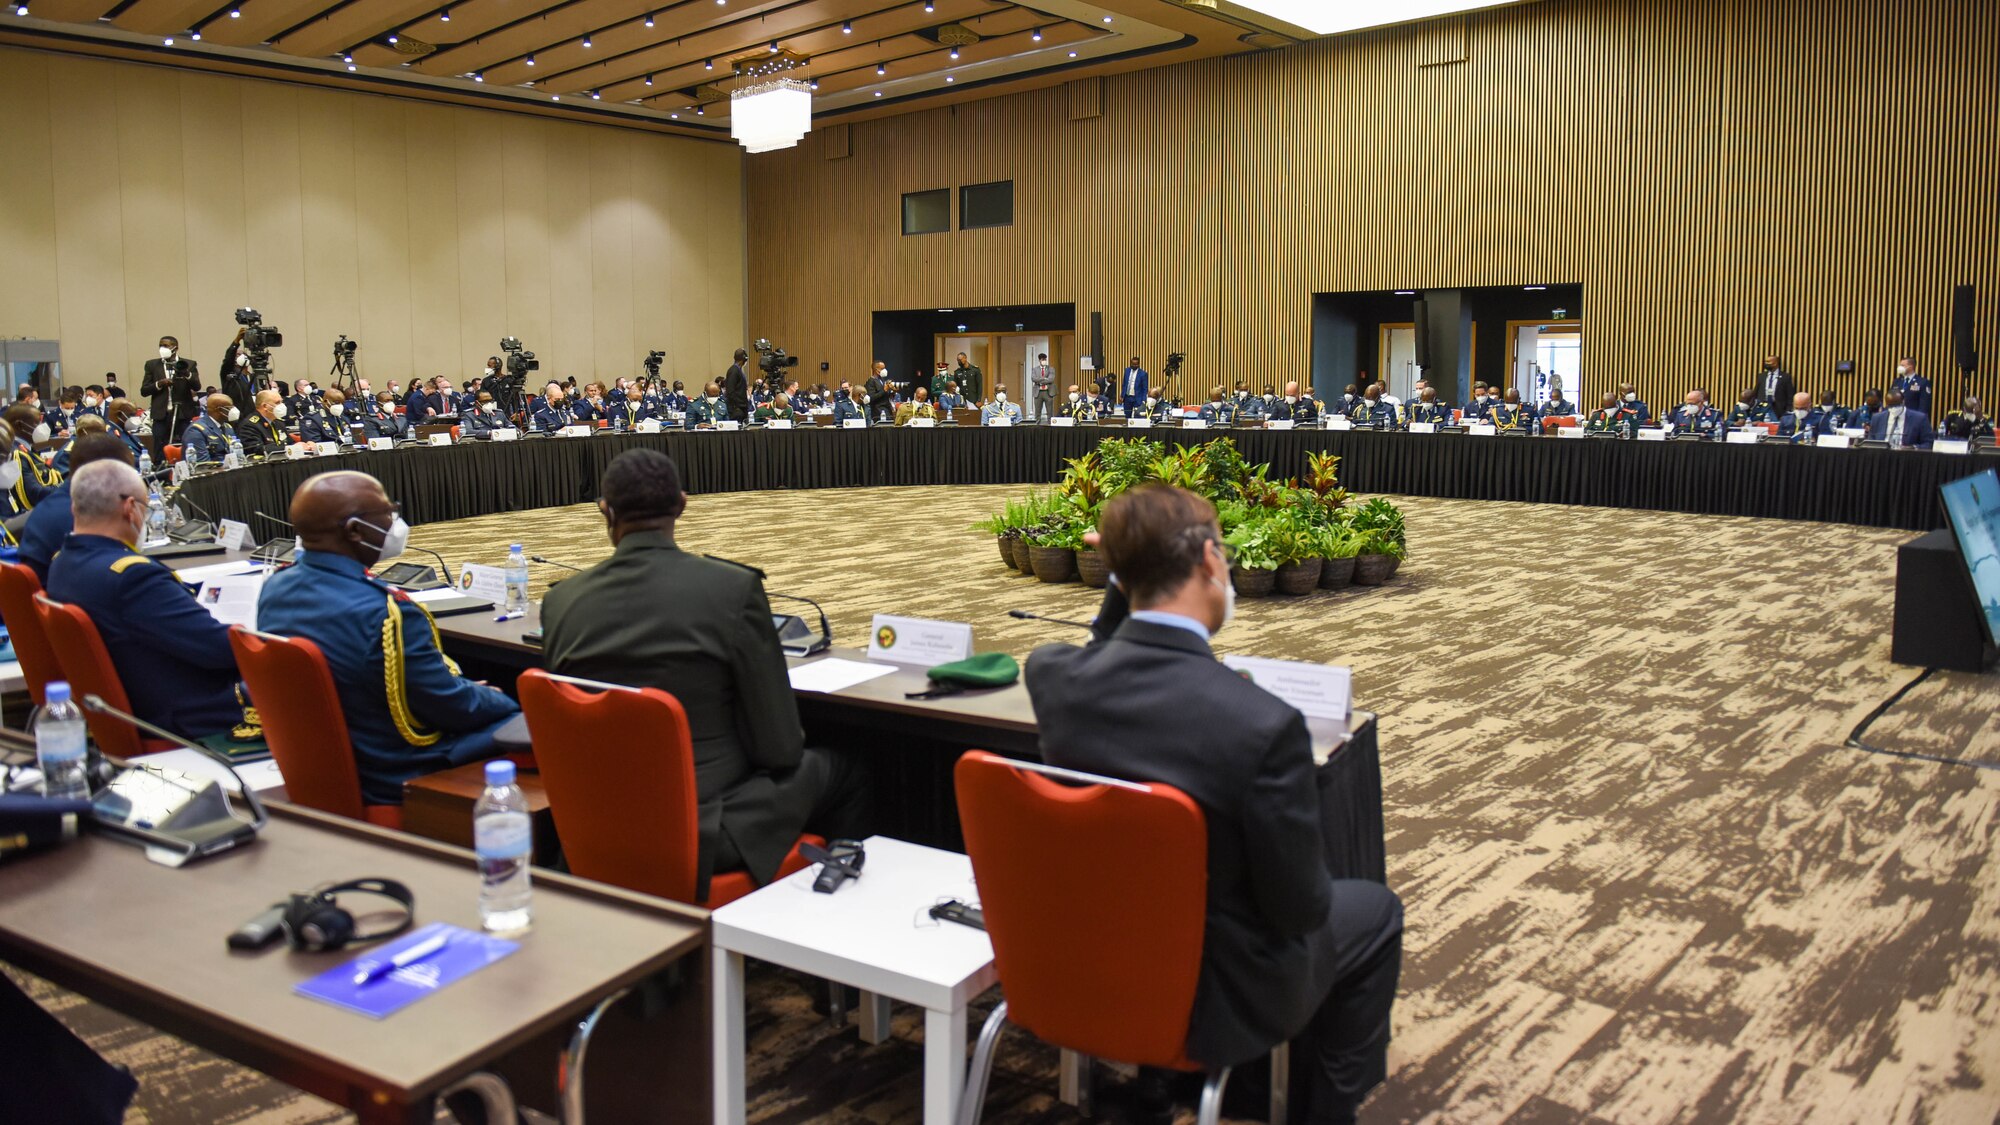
[408,587,474,604]
[174,559,265,585]
[789,657,897,694]
[132,749,286,793]
[196,572,267,629]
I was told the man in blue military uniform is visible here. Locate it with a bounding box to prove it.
[572,382,608,424]
[1943,396,1994,442]
[830,384,866,425]
[1774,393,1817,441]
[531,382,576,432]
[1726,390,1777,429]
[1271,381,1320,424]
[47,460,247,739]
[1891,357,1932,417]
[936,381,967,411]
[1617,383,1651,425]
[1461,383,1497,422]
[1491,388,1538,434]
[1664,391,1722,437]
[1234,385,1265,422]
[19,434,132,583]
[178,393,237,464]
[1404,388,1451,426]
[1851,388,1886,431]
[458,392,508,438]
[609,388,656,428]
[1350,384,1399,428]
[1810,391,1853,433]
[1541,388,1577,417]
[257,471,519,805]
[363,391,412,441]
[300,388,359,448]
[1197,386,1235,426]
[979,385,1024,425]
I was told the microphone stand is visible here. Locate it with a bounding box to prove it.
[77,693,267,864]
[1007,608,1097,631]
[529,555,583,573]
[768,592,832,656]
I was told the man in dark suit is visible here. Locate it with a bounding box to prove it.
[1120,355,1151,418]
[139,334,200,462]
[1024,485,1402,1124]
[539,449,869,898]
[1755,355,1794,415]
[723,348,752,424]
[864,363,894,424]
[1865,389,1934,448]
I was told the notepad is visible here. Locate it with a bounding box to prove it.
[788,657,896,694]
[295,923,519,1019]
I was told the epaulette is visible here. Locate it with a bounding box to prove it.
[703,554,767,579]
[110,554,154,574]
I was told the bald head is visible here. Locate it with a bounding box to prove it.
[205,393,233,421]
[291,471,396,563]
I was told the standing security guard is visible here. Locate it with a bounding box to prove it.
[256,471,519,806]
[953,352,985,405]
[181,394,237,464]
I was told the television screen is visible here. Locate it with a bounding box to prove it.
[1939,467,2000,647]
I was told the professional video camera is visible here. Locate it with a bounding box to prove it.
[327,334,360,394]
[488,336,538,417]
[752,337,798,393]
[499,336,539,380]
[1164,351,1186,381]
[332,335,357,359]
[235,308,283,387]
[643,349,665,381]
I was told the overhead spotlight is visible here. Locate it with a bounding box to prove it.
[876,63,886,75]
[923,2,933,10]
[343,53,353,62]
[1068,50,1077,57]
[644,73,654,86]
[163,35,174,45]
[1101,14,1112,22]
[670,112,679,118]
[346,63,356,70]
[704,58,714,70]
[439,8,451,21]
[809,81,818,89]
[945,75,953,82]
[189,28,201,40]
[14,3,27,14]
[696,105,704,115]
[948,48,959,58]
[388,34,400,44]
[525,54,536,65]
[228,8,240,16]
[581,34,592,47]
[473,72,484,82]
[768,40,779,52]
[841,21,851,33]
[643,12,654,27]
[590,89,601,99]
[1031,28,1042,41]
[873,90,882,97]
[552,94,561,101]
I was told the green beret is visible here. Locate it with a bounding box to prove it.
[926,652,1020,689]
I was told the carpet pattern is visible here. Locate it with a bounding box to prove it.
[16,484,2000,1124]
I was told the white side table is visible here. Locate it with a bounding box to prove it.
[711,836,996,1125]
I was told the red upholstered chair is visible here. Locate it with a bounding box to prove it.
[450,425,461,441]
[164,444,183,464]
[1541,414,1580,434]
[1758,422,1780,436]
[516,669,819,908]
[953,751,1290,1125]
[229,627,400,829]
[33,593,174,758]
[0,563,63,710]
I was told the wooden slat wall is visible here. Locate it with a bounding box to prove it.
[745,0,2000,410]
[0,45,745,390]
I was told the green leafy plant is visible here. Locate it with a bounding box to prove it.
[1317,523,1362,559]
[1351,527,1407,560]
[1147,447,1214,494]
[1264,506,1323,566]
[1222,515,1279,571]
[1238,463,1286,509]
[1096,437,1163,495]
[1057,452,1107,511]
[1198,438,1250,501]
[1347,497,1407,551]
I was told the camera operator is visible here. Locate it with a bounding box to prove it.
[140,334,201,463]
[865,362,894,424]
[723,348,751,424]
[219,330,257,416]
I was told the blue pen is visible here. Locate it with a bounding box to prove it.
[495,610,525,622]
[352,932,450,986]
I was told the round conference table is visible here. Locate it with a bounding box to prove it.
[176,424,1990,533]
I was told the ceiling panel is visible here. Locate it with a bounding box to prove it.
[111,0,229,37]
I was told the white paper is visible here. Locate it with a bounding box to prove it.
[1818,433,1852,449]
[408,587,474,604]
[867,614,974,667]
[172,559,264,584]
[429,432,454,446]
[314,441,340,457]
[1933,439,1971,454]
[766,418,793,429]
[490,427,519,442]
[368,436,394,451]
[195,572,267,629]
[1467,423,1497,437]
[563,424,594,438]
[908,417,936,428]
[457,562,508,604]
[1079,356,1095,371]
[716,420,742,431]
[285,443,310,460]
[1408,421,1436,434]
[787,657,898,694]
[988,414,1012,427]
[1221,655,1351,721]
[132,749,286,793]
[1182,418,1209,430]
[635,420,662,434]
[1725,429,1760,445]
[217,518,250,550]
[1127,417,1152,428]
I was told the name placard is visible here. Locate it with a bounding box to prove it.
[1637,428,1669,441]
[429,432,454,446]
[1725,429,1760,445]
[217,518,250,551]
[908,417,936,428]
[1817,433,1852,449]
[842,418,867,429]
[1467,423,1497,437]
[1933,438,1971,455]
[489,427,519,442]
[1326,416,1354,431]
[1050,416,1076,427]
[285,443,310,460]
[368,436,394,451]
[634,419,661,433]
[715,420,742,431]
[1265,419,1296,431]
[562,424,593,439]
[315,441,341,456]
[1127,417,1153,428]
[1557,426,1587,439]
[1220,655,1351,721]
[456,562,507,604]
[766,418,793,430]
[867,614,973,667]
[987,414,1013,427]
[1408,421,1437,434]
[1183,418,1209,430]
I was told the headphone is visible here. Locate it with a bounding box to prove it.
[281,878,416,951]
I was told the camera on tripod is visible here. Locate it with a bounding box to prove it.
[752,337,798,392]
[643,350,665,381]
[1164,351,1186,380]
[499,336,539,380]
[332,335,357,359]
[235,308,283,385]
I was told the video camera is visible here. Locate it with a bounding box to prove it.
[499,336,539,381]
[752,337,798,393]
[235,308,283,384]
[1164,351,1186,380]
[331,334,357,359]
[643,349,665,381]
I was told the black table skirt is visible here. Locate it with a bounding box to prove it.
[178,428,1991,533]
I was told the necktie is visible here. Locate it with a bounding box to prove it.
[1890,412,1903,445]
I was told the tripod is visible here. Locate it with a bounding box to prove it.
[328,350,359,396]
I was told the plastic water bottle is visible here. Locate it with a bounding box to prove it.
[145,486,168,544]
[474,760,532,934]
[137,449,152,477]
[504,544,530,615]
[36,681,89,801]
[227,435,245,469]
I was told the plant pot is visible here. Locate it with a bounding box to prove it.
[1028,546,1078,583]
[1230,566,1277,597]
[1274,558,1323,595]
[1318,556,1357,589]
[1383,555,1403,579]
[1353,554,1397,586]
[1005,536,1032,572]
[997,536,1019,570]
[1076,548,1109,588]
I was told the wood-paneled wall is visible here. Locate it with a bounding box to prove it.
[746,0,1999,412]
[0,46,745,392]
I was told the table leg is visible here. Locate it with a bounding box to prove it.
[713,947,746,1125]
[858,991,893,1045]
[922,1006,967,1125]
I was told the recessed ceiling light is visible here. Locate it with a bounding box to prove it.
[841,21,851,33]
[670,112,678,118]
[696,105,704,114]
[874,91,882,97]
[13,4,27,15]
[440,8,451,21]
[1101,14,1111,22]
[945,75,953,82]
[1224,0,1515,35]
[525,54,535,65]
[581,34,592,47]
[1393,290,1416,295]
[1067,50,1077,57]
[163,35,174,45]
[1031,28,1042,41]
[388,34,400,44]
[552,94,561,101]
[809,81,818,90]
[923,2,933,10]
[1524,286,1548,291]
[643,12,654,27]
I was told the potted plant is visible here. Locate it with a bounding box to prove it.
[1096,436,1163,496]
[974,505,1018,571]
[1268,507,1325,595]
[1347,497,1407,582]
[1222,516,1279,597]
[1317,523,1361,589]
[1023,518,1081,583]
[1351,529,1404,585]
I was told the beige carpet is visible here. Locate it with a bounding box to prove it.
[18,485,2000,1124]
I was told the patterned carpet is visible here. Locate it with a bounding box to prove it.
[14,484,2000,1124]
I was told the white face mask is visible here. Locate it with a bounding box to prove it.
[1147,396,1159,405]
[237,353,250,367]
[83,395,98,408]
[1068,393,1080,403]
[274,403,288,419]
[486,403,500,414]
[125,415,144,433]
[158,346,174,360]
[353,514,410,563]
[0,459,18,489]
[995,393,1007,403]
[1286,395,1299,404]
[330,403,345,416]
[1623,392,1637,402]
[31,422,50,443]
[226,406,241,423]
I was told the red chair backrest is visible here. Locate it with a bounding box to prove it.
[1758,421,1780,435]
[954,751,1209,1069]
[164,444,182,464]
[34,593,144,758]
[517,669,703,903]
[0,563,62,706]
[229,627,368,821]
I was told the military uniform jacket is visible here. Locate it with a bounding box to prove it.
[1350,401,1398,427]
[1272,398,1321,423]
[47,533,243,739]
[181,414,233,463]
[301,410,357,445]
[980,401,1022,425]
[258,550,519,805]
[685,398,724,428]
[540,531,809,891]
[832,398,866,424]
[953,364,984,403]
[1198,401,1235,425]
[1776,410,1818,440]
[1406,401,1451,425]
[532,401,575,431]
[1491,403,1537,432]
[235,414,285,457]
[17,483,71,583]
[6,439,57,519]
[1235,396,1266,420]
[893,401,936,425]
[1944,411,1995,441]
[1727,403,1777,426]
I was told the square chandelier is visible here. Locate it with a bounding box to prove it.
[730,78,813,153]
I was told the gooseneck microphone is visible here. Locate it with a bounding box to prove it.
[1008,608,1096,631]
[252,510,292,533]
[768,591,832,656]
[529,555,583,573]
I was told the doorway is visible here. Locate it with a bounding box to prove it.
[934,331,1074,409]
[1508,321,1584,409]
[1379,325,1417,401]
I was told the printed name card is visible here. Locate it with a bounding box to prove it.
[1408,421,1437,434]
[1637,428,1669,441]
[1467,423,1497,437]
[1127,417,1152,428]
[715,420,742,431]
[1265,419,1295,431]
[988,414,1012,427]
[634,419,661,433]
[1725,429,1760,445]
[315,441,341,456]
[368,436,394,451]
[286,443,310,460]
[456,563,506,604]
[562,424,593,439]
[766,418,793,429]
[429,432,454,446]
[217,518,251,551]
[1050,417,1076,427]
[1817,433,1852,449]
[867,614,973,667]
[1556,426,1586,439]
[1933,439,1971,454]
[1182,418,1209,430]
[908,417,936,428]
[842,418,868,429]
[1326,416,1354,430]
[1220,655,1351,721]
[489,428,519,442]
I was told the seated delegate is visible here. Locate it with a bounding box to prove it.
[19,433,133,584]
[48,459,250,740]
[539,449,869,897]
[256,471,519,804]
[1024,484,1403,1124]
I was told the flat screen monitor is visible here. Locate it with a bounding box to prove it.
[1939,467,2000,647]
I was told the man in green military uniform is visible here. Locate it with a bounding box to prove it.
[540,450,869,897]
[952,352,984,404]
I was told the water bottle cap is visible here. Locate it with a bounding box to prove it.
[510,543,523,553]
[485,759,516,787]
[46,681,69,703]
